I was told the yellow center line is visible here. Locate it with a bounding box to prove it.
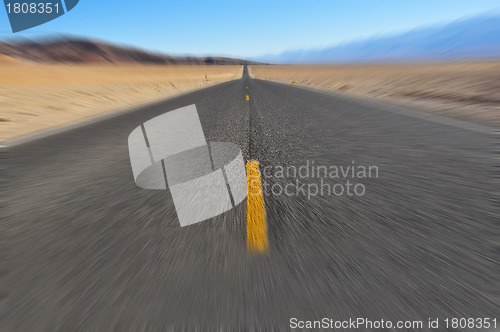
[246,160,268,253]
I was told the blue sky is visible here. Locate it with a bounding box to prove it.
[1,0,499,58]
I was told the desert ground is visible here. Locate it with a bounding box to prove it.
[2,61,499,143]
[249,62,500,126]
[0,63,242,142]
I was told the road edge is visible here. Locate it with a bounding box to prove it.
[252,78,498,135]
[0,79,238,149]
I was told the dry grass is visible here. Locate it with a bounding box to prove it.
[0,63,243,142]
[249,62,500,125]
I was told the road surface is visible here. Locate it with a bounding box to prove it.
[3,66,498,330]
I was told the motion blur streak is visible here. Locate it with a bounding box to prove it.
[2,66,498,330]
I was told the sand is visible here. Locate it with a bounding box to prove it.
[249,62,500,126]
[0,63,243,142]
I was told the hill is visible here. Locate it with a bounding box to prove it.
[0,37,260,65]
[253,14,500,64]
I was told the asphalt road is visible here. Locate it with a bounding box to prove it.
[3,66,499,330]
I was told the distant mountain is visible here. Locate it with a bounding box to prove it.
[253,14,500,64]
[0,37,261,65]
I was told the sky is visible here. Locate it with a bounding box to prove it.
[1,0,500,58]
